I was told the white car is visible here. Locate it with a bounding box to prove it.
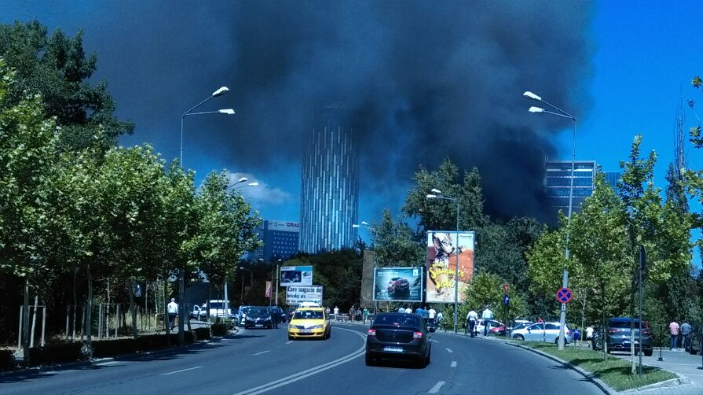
[474,319,503,335]
[510,322,573,344]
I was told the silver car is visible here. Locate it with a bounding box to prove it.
[511,322,573,344]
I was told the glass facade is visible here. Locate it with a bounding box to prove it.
[245,220,300,262]
[544,160,596,216]
[603,171,622,193]
[299,105,359,253]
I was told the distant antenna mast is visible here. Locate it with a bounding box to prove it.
[675,90,686,177]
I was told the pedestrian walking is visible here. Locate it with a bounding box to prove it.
[333,306,339,321]
[669,320,680,350]
[466,309,478,337]
[481,306,493,336]
[398,306,405,313]
[167,298,178,331]
[363,307,369,324]
[681,321,692,351]
[437,311,444,331]
[405,306,412,314]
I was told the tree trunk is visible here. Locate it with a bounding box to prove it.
[22,277,30,366]
[30,295,38,348]
[129,278,138,340]
[85,262,93,358]
[72,269,77,342]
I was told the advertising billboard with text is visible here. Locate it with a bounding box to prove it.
[426,231,475,303]
[373,267,423,302]
[280,266,313,287]
[286,286,323,306]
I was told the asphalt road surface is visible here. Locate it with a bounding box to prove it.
[1,323,604,395]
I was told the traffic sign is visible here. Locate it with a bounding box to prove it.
[502,283,510,294]
[556,287,572,304]
[503,294,510,306]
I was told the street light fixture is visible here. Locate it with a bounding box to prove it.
[524,90,576,351]
[426,189,461,334]
[177,86,233,343]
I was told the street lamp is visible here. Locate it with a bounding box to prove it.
[177,86,233,343]
[524,90,576,351]
[426,190,461,334]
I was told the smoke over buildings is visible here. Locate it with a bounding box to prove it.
[11,1,595,222]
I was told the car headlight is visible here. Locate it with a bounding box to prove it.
[313,325,323,329]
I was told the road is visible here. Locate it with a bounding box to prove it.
[1,323,604,395]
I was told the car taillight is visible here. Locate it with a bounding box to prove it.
[413,331,423,339]
[367,329,376,337]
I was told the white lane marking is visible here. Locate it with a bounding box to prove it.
[286,341,293,344]
[428,381,446,394]
[450,361,457,368]
[430,339,439,343]
[445,348,453,353]
[95,360,121,366]
[162,366,202,376]
[253,351,270,356]
[233,328,366,395]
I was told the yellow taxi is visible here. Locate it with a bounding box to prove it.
[288,307,331,340]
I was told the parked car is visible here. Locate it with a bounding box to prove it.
[365,312,431,368]
[475,319,503,335]
[288,307,331,340]
[387,277,410,295]
[592,317,653,356]
[243,306,276,329]
[190,304,207,320]
[511,321,573,344]
[205,300,232,320]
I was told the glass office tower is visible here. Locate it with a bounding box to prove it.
[544,160,596,216]
[299,104,359,253]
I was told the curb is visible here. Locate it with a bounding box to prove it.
[508,342,618,395]
[0,327,239,379]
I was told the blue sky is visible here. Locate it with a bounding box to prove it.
[2,1,703,263]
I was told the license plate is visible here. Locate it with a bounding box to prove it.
[383,346,403,353]
[255,324,263,327]
[300,329,312,333]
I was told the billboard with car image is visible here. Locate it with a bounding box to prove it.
[373,267,423,302]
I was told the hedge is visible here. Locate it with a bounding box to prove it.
[0,349,15,370]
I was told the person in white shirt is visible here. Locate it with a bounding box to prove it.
[481,306,493,336]
[466,310,479,337]
[405,307,412,314]
[398,306,405,313]
[167,298,178,331]
[428,307,436,319]
[333,306,339,320]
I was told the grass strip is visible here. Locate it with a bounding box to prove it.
[518,342,677,391]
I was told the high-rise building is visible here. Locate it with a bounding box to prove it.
[244,220,300,262]
[544,160,596,216]
[603,171,622,193]
[299,104,359,253]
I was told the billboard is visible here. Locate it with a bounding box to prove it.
[286,286,323,306]
[373,267,424,302]
[280,266,313,287]
[426,231,475,303]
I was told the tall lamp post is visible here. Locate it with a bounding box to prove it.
[426,189,461,334]
[353,221,377,314]
[177,86,234,343]
[524,90,576,351]
[222,178,258,321]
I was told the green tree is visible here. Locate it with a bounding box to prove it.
[0,21,134,150]
[371,209,425,267]
[0,61,61,363]
[403,158,487,232]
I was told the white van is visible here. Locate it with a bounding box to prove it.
[206,300,232,319]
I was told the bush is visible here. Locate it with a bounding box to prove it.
[211,323,229,336]
[194,327,211,340]
[92,339,138,358]
[0,350,15,370]
[28,343,83,366]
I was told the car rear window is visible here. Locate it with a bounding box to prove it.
[609,320,648,328]
[374,314,420,328]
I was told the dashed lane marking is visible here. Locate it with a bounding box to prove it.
[451,361,457,367]
[445,348,453,353]
[253,351,270,356]
[162,366,202,376]
[428,381,446,394]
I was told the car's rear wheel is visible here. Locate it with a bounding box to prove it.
[365,353,375,366]
[513,334,524,341]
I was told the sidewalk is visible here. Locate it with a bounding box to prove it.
[610,348,703,394]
